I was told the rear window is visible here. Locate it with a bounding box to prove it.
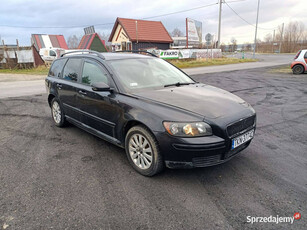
[294,50,301,60]
[49,59,67,77]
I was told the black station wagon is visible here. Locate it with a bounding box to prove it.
[46,50,256,176]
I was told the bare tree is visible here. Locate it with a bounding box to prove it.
[275,21,306,53]
[245,43,252,51]
[264,33,273,43]
[171,28,184,37]
[67,35,81,49]
[230,37,237,52]
[219,43,225,52]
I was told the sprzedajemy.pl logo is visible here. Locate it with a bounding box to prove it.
[247,212,301,224]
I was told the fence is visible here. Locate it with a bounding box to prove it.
[148,49,222,60]
[0,45,45,69]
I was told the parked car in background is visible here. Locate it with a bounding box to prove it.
[39,48,65,62]
[291,50,307,74]
[45,50,256,176]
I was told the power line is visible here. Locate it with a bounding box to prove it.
[142,2,217,20]
[0,2,217,29]
[224,1,277,30]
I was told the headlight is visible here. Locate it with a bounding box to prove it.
[163,121,212,137]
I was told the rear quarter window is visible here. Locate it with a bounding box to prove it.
[294,50,301,59]
[49,58,67,77]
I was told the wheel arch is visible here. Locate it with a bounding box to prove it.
[48,94,56,107]
[291,62,306,71]
[122,120,155,143]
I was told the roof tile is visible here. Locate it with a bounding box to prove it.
[110,18,173,43]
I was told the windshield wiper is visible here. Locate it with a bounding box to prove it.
[164,82,195,88]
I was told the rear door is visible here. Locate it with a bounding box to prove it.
[57,57,82,121]
[75,58,120,137]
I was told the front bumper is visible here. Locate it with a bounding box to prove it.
[154,128,254,169]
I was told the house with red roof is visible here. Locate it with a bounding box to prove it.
[108,18,173,51]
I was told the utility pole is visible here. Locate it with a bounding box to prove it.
[253,0,260,59]
[135,21,138,44]
[217,0,222,48]
[279,22,284,53]
[272,29,275,53]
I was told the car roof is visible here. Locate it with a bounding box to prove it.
[103,52,154,60]
[61,52,154,61]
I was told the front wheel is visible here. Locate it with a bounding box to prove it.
[51,98,66,127]
[292,65,304,74]
[125,125,164,176]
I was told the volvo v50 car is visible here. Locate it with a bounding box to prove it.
[46,51,256,176]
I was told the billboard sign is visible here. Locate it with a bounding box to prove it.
[84,26,95,35]
[159,50,179,59]
[186,18,202,45]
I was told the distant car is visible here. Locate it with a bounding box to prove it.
[45,50,256,176]
[39,48,65,62]
[291,50,307,74]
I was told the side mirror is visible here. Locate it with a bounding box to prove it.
[92,82,111,92]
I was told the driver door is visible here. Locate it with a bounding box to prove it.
[76,58,120,137]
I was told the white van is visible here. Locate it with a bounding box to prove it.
[39,48,66,62]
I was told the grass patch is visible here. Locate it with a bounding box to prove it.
[168,57,257,69]
[268,65,292,74]
[0,65,49,75]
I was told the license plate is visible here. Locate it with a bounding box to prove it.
[231,129,254,150]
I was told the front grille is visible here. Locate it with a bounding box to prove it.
[192,155,221,167]
[227,115,255,137]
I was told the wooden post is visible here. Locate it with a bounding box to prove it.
[2,40,8,69]
[16,39,21,68]
[186,18,189,48]
[32,45,36,68]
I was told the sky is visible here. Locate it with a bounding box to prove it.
[0,0,306,46]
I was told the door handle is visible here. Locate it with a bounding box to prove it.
[78,90,87,95]
[56,83,62,89]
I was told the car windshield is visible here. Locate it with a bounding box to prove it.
[108,58,195,92]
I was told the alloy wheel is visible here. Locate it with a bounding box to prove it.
[52,101,61,124]
[129,134,153,169]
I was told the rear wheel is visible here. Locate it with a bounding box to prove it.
[125,125,164,176]
[51,98,66,127]
[292,65,304,74]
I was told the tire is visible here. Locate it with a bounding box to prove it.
[125,125,164,176]
[50,98,66,127]
[292,65,304,75]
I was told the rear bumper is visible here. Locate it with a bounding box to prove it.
[154,128,254,169]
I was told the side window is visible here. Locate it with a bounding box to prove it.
[49,59,67,78]
[81,61,109,85]
[62,58,81,82]
[304,52,307,59]
[50,50,56,57]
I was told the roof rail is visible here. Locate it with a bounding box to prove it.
[61,50,105,59]
[115,50,158,58]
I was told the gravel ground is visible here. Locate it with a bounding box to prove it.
[0,66,306,230]
[0,73,45,82]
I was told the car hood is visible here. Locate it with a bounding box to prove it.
[133,84,251,119]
